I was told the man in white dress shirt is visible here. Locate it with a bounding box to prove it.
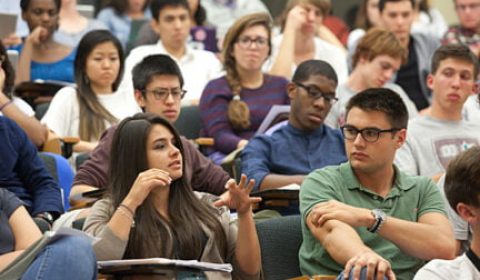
[119,0,222,105]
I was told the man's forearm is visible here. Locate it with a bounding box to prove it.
[308,218,371,265]
[259,174,305,191]
[378,213,456,260]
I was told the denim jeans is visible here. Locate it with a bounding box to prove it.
[21,235,97,280]
[336,266,389,280]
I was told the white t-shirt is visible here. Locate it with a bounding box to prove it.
[325,82,418,128]
[394,116,480,177]
[462,95,480,123]
[265,34,348,84]
[119,41,223,105]
[414,253,480,280]
[0,97,35,117]
[41,86,141,139]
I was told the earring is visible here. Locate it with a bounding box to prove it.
[84,74,90,85]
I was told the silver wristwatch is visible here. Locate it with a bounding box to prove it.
[367,209,387,233]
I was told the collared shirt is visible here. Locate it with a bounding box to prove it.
[241,123,347,190]
[299,162,447,280]
[119,40,223,105]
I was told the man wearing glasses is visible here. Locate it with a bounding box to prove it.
[443,0,480,59]
[241,60,347,192]
[299,88,455,279]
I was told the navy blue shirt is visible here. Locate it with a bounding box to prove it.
[241,123,347,190]
[0,189,22,254]
[0,117,63,216]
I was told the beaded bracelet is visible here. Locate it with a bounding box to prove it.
[0,100,13,111]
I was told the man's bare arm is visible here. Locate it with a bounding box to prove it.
[377,212,456,260]
[307,214,370,264]
[310,201,456,260]
[306,212,395,279]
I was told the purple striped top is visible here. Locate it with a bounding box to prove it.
[199,74,290,154]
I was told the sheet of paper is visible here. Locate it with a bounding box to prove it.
[98,258,233,272]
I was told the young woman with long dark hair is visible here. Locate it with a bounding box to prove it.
[42,30,140,152]
[84,113,261,279]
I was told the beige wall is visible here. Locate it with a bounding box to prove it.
[432,0,458,25]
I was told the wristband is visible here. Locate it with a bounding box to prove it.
[116,207,135,228]
[0,99,13,111]
[119,203,135,216]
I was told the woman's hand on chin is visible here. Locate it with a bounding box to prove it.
[26,26,49,46]
[213,174,261,215]
[124,168,172,209]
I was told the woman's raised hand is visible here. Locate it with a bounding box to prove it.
[124,168,172,209]
[285,5,308,32]
[213,174,261,215]
[26,26,49,46]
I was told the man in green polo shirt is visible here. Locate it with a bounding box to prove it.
[299,88,456,280]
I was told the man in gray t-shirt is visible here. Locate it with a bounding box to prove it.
[394,44,480,182]
[325,28,418,129]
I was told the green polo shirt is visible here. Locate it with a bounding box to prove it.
[299,162,447,280]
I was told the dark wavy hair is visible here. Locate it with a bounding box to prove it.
[108,112,227,259]
[346,87,409,129]
[0,42,15,97]
[151,0,189,20]
[74,30,124,141]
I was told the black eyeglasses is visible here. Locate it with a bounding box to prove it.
[236,36,269,49]
[295,82,338,105]
[341,125,401,143]
[141,87,187,101]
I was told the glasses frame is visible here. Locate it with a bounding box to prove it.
[341,125,401,143]
[236,36,269,49]
[295,82,338,105]
[141,88,187,101]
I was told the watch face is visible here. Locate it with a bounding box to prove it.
[374,209,386,219]
[40,212,53,222]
